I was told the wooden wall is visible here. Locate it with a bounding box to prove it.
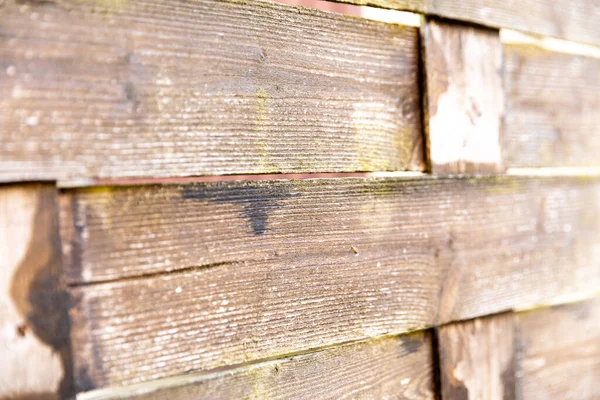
[0,0,598,399]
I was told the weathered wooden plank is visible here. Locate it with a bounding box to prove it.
[332,0,600,46]
[80,331,435,400]
[437,313,516,400]
[63,176,600,389]
[504,44,600,168]
[422,19,504,174]
[426,0,600,46]
[0,0,423,183]
[516,298,600,400]
[0,184,73,399]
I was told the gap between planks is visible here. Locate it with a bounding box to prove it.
[511,290,600,313]
[57,171,426,189]
[501,29,600,59]
[507,167,600,177]
[271,0,422,26]
[58,167,600,189]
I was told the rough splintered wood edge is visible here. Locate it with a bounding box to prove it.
[77,331,435,400]
[330,0,600,46]
[421,18,505,174]
[0,0,423,183]
[515,297,600,400]
[62,175,600,389]
[0,183,74,399]
[437,313,516,400]
[503,43,600,169]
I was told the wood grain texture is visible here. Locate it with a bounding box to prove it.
[84,332,435,400]
[437,313,516,400]
[63,176,600,389]
[504,44,600,168]
[0,184,73,399]
[422,19,504,174]
[516,298,600,400]
[332,0,600,46]
[0,0,423,183]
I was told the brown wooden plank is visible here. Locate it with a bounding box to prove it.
[80,331,435,400]
[516,298,600,400]
[63,176,600,389]
[332,0,600,46]
[504,44,600,168]
[422,19,505,174]
[0,184,73,399]
[0,0,423,183]
[437,313,516,400]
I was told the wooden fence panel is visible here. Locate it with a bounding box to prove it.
[2,1,600,397]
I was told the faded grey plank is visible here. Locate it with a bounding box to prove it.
[0,0,422,182]
[422,19,504,174]
[437,313,516,400]
[0,184,73,399]
[426,0,600,46]
[63,176,600,389]
[333,0,600,46]
[81,332,435,400]
[516,298,600,400]
[504,44,600,168]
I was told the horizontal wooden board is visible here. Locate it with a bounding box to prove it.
[82,332,434,400]
[0,184,73,399]
[504,44,600,168]
[437,313,516,400]
[426,0,600,46]
[64,176,600,389]
[332,0,600,46]
[516,298,600,400]
[0,0,422,183]
[422,19,504,174]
